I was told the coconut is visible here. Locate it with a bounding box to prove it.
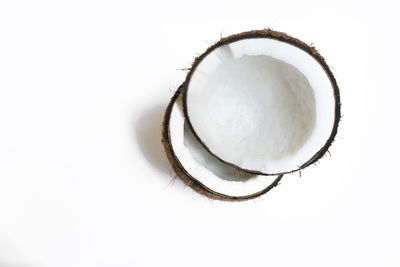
[183,29,341,175]
[162,86,283,201]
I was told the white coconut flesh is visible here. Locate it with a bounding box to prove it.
[185,38,336,174]
[169,94,280,197]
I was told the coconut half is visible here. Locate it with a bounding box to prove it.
[162,86,283,201]
[183,29,340,175]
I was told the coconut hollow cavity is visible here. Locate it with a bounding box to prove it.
[162,86,283,201]
[183,29,341,176]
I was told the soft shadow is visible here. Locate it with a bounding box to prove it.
[0,264,36,267]
[0,239,38,267]
[135,104,171,174]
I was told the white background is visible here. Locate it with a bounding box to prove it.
[0,0,398,266]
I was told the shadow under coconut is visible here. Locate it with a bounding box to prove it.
[135,104,171,174]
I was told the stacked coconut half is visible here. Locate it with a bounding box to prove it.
[162,29,340,201]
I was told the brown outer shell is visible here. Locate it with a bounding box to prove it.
[182,29,341,176]
[162,85,283,201]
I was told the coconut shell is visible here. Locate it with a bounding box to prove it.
[182,29,341,176]
[162,85,283,201]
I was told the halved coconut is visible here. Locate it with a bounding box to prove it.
[162,86,283,201]
[183,29,340,175]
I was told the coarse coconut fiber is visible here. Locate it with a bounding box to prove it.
[162,29,340,201]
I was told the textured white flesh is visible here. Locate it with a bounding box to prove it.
[186,38,335,174]
[169,94,279,197]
